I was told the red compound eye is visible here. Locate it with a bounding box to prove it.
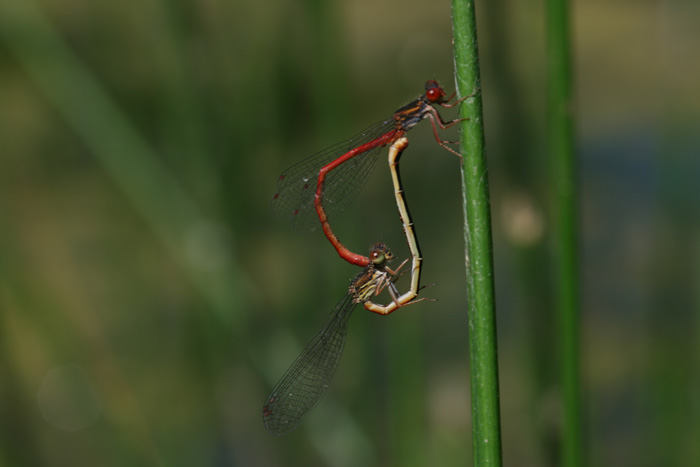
[424,80,446,103]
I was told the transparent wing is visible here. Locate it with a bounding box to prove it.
[270,118,394,232]
[262,293,358,435]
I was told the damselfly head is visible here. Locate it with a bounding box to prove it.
[369,243,394,265]
[424,80,447,104]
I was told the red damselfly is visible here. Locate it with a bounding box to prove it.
[271,80,468,268]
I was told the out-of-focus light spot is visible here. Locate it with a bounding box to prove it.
[500,191,545,247]
[37,364,102,432]
[428,372,470,429]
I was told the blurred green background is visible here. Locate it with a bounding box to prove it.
[1,0,699,465]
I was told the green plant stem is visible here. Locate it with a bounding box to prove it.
[547,0,581,465]
[452,1,503,465]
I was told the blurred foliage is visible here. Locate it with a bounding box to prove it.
[0,0,699,466]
